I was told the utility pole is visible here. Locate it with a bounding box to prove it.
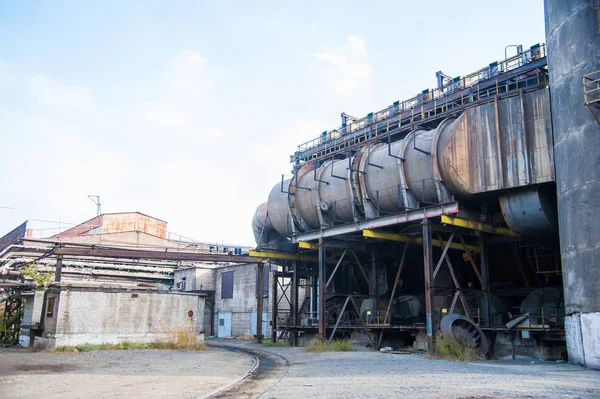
[88,195,101,216]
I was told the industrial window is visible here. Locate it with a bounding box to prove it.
[255,266,269,298]
[181,277,187,291]
[221,271,234,299]
[46,297,55,318]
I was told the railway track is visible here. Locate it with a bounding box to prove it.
[199,342,291,399]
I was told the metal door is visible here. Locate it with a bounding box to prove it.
[217,312,232,338]
[250,312,268,336]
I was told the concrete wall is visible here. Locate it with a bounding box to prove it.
[38,288,205,348]
[174,266,216,292]
[545,0,600,369]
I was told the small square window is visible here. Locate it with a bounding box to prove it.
[219,319,225,326]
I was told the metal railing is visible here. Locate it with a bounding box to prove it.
[583,69,600,108]
[508,306,565,330]
[294,44,547,163]
[363,310,393,327]
[276,311,320,327]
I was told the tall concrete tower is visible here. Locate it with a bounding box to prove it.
[545,0,600,369]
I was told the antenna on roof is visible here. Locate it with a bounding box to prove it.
[88,195,101,216]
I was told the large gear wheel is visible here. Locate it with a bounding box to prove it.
[440,313,489,356]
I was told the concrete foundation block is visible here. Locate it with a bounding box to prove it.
[565,314,585,366]
[580,312,600,369]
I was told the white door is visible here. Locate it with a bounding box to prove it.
[250,312,268,336]
[217,312,232,338]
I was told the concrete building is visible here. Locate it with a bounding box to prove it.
[0,212,266,348]
[37,283,206,348]
[173,262,298,339]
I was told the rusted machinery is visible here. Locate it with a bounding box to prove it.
[253,89,556,246]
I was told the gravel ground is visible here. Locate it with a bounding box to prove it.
[247,342,600,399]
[1,343,599,399]
[0,347,252,399]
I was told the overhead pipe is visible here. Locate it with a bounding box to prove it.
[253,89,556,247]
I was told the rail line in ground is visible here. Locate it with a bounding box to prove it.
[199,342,291,399]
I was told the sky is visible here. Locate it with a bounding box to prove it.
[0,0,546,246]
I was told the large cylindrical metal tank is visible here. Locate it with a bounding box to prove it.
[358,141,407,213]
[404,129,438,203]
[267,179,292,236]
[255,69,557,249]
[252,202,272,244]
[499,186,558,236]
[318,158,355,223]
[295,165,320,229]
[255,88,557,241]
[545,0,600,369]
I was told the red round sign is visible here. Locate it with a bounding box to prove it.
[188,310,194,318]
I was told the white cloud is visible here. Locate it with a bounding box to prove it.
[0,48,327,246]
[26,74,96,115]
[312,35,373,97]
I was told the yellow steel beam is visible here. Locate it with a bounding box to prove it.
[249,250,338,264]
[441,215,517,237]
[363,229,480,253]
[298,241,318,250]
[249,250,316,262]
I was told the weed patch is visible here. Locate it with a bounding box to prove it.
[54,325,206,352]
[305,339,353,352]
[426,333,483,362]
[262,340,290,347]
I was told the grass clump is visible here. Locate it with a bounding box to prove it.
[165,325,207,350]
[305,339,353,352]
[427,333,483,362]
[55,325,206,352]
[262,340,290,348]
[240,334,254,341]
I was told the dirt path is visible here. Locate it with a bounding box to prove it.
[2,343,599,399]
[0,347,252,399]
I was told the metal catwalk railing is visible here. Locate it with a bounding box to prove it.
[293,44,547,164]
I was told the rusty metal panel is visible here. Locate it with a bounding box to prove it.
[499,93,528,188]
[0,222,27,252]
[524,89,555,184]
[438,88,554,196]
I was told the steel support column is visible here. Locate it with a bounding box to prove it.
[370,249,377,296]
[256,262,264,343]
[318,239,327,341]
[271,271,278,342]
[290,261,298,346]
[54,255,63,282]
[480,233,491,327]
[423,219,435,348]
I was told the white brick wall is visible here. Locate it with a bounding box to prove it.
[38,288,205,348]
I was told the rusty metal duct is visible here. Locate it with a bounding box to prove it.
[254,88,556,246]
